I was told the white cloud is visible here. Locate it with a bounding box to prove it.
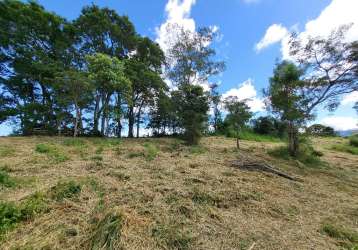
[222,78,265,112]
[320,116,358,131]
[155,0,196,53]
[342,91,358,106]
[256,0,358,58]
[255,24,289,52]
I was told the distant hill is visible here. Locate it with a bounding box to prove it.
[337,129,358,137]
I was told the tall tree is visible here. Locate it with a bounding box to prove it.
[86,53,130,136]
[224,97,252,149]
[165,25,225,144]
[125,37,166,138]
[172,84,209,145]
[266,61,306,156]
[209,83,222,134]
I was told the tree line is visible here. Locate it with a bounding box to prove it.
[0,1,357,155]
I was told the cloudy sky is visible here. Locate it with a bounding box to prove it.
[1,0,357,135]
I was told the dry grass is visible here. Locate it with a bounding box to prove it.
[0,136,357,249]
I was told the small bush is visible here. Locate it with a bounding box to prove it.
[144,143,159,161]
[19,192,49,220]
[50,181,82,201]
[349,135,358,147]
[89,211,124,250]
[0,202,21,235]
[0,170,16,188]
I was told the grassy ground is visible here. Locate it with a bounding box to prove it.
[0,136,357,249]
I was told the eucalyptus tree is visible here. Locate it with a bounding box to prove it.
[165,24,225,144]
[125,37,166,138]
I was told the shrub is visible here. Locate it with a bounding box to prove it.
[19,192,49,220]
[331,144,358,155]
[0,202,21,235]
[50,181,82,201]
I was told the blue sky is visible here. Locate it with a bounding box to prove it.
[1,0,357,135]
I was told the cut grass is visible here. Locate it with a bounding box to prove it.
[89,211,124,250]
[152,222,193,250]
[0,146,15,158]
[143,143,159,161]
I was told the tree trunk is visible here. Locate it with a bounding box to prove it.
[74,103,80,137]
[128,106,134,138]
[136,104,143,138]
[236,127,240,149]
[116,94,122,138]
[93,94,100,134]
[288,122,299,157]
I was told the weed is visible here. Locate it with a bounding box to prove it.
[152,223,193,250]
[191,188,218,206]
[19,192,49,220]
[50,181,81,201]
[0,202,21,236]
[89,211,124,250]
[144,143,159,161]
[0,170,16,188]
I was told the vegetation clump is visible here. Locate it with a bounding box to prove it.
[50,181,82,201]
[321,222,358,248]
[0,170,16,188]
[152,222,193,250]
[35,143,69,163]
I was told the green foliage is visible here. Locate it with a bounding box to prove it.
[50,181,82,201]
[0,192,49,237]
[252,116,287,138]
[307,124,336,137]
[349,135,358,147]
[226,129,283,143]
[172,84,209,145]
[143,143,159,161]
[152,223,193,250]
[89,211,124,250]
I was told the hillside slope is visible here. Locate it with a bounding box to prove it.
[0,136,357,249]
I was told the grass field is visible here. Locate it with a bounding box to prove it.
[0,136,357,249]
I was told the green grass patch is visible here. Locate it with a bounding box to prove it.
[144,143,159,161]
[35,143,69,163]
[268,144,325,167]
[188,145,207,155]
[0,192,49,238]
[89,211,124,250]
[0,170,16,188]
[152,222,193,250]
[349,135,358,147]
[63,138,87,147]
[331,144,358,155]
[50,180,82,201]
[191,188,218,206]
[321,222,358,248]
